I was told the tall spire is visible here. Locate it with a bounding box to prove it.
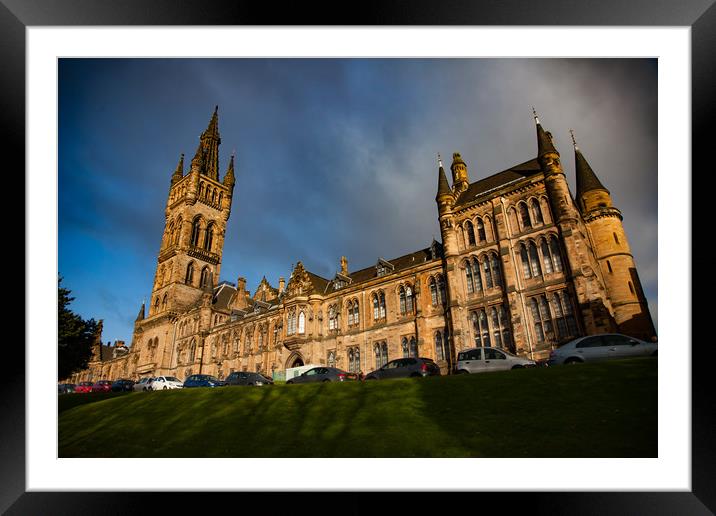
[436,153,451,200]
[223,151,235,188]
[533,108,558,157]
[190,139,205,174]
[135,299,145,322]
[198,106,221,180]
[571,130,608,199]
[171,153,184,185]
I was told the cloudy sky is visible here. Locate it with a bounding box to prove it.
[58,58,657,344]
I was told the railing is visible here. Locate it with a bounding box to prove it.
[187,246,220,264]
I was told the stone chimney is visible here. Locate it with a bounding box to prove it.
[278,277,285,294]
[340,256,348,275]
[237,277,247,295]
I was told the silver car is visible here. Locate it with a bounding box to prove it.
[133,377,155,392]
[456,347,536,374]
[548,333,657,365]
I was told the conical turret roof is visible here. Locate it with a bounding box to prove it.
[573,136,608,197]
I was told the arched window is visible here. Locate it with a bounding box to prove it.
[350,300,359,326]
[287,309,296,336]
[519,202,532,229]
[491,306,502,348]
[328,305,338,330]
[528,241,542,277]
[472,257,483,292]
[190,218,201,246]
[200,267,210,289]
[375,341,388,368]
[161,294,168,311]
[218,192,223,207]
[402,337,409,358]
[298,311,305,334]
[465,221,476,246]
[348,348,355,370]
[153,297,160,313]
[520,243,532,279]
[379,292,386,319]
[435,331,444,361]
[531,198,544,225]
[529,298,545,342]
[405,286,414,314]
[327,351,336,368]
[471,310,490,347]
[479,309,491,347]
[465,261,475,294]
[399,287,406,315]
[438,275,447,305]
[409,336,417,358]
[354,348,360,372]
[476,218,486,242]
[381,342,388,366]
[199,183,204,199]
[483,257,493,289]
[185,262,195,285]
[211,188,217,203]
[373,294,380,320]
[204,223,214,251]
[541,239,554,274]
[429,277,438,306]
[490,254,502,287]
[550,237,564,272]
[347,301,354,326]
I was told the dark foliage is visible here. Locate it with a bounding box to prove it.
[58,277,99,380]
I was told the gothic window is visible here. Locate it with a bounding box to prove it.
[161,294,168,311]
[374,341,389,368]
[490,254,502,288]
[539,295,554,338]
[435,331,445,361]
[531,198,544,225]
[191,218,201,247]
[327,351,336,368]
[483,257,493,289]
[476,218,486,242]
[550,237,564,272]
[519,202,532,229]
[472,257,483,292]
[373,291,386,320]
[541,239,554,274]
[410,336,417,358]
[352,300,359,325]
[347,301,354,326]
[258,330,263,351]
[189,339,196,362]
[204,223,214,251]
[528,241,542,277]
[429,277,438,306]
[406,286,414,314]
[399,287,406,315]
[373,294,379,320]
[498,304,512,350]
[153,297,160,313]
[348,348,359,373]
[287,309,296,335]
[199,183,204,198]
[465,261,475,294]
[465,220,476,246]
[529,298,545,343]
[218,192,223,207]
[470,310,491,347]
[200,267,210,289]
[212,188,217,203]
[438,275,447,305]
[559,291,579,336]
[328,305,338,330]
[491,306,503,348]
[380,292,386,318]
[402,336,409,358]
[298,311,305,334]
[520,243,532,279]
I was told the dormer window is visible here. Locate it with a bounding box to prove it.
[376,258,394,278]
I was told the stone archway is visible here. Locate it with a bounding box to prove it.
[285,353,304,369]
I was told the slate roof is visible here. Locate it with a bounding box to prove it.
[212,283,237,311]
[453,157,542,208]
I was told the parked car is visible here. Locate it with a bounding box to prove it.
[456,347,536,374]
[364,357,441,380]
[74,381,94,394]
[149,376,184,390]
[111,379,136,392]
[58,383,76,394]
[133,377,155,392]
[286,367,359,384]
[548,333,657,365]
[225,371,274,386]
[91,380,113,393]
[183,374,226,388]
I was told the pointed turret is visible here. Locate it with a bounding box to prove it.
[190,140,205,174]
[533,107,558,158]
[571,130,608,201]
[135,300,145,322]
[171,153,184,185]
[436,154,452,201]
[223,152,235,189]
[199,106,221,180]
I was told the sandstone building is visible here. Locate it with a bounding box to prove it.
[66,107,656,383]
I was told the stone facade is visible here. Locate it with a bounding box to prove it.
[65,108,656,383]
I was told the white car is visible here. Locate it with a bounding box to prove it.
[456,347,536,374]
[133,377,155,392]
[149,376,183,390]
[548,333,657,365]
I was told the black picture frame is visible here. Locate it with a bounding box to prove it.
[5,1,711,513]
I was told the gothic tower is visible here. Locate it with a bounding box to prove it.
[571,131,656,340]
[147,106,236,317]
[533,110,616,336]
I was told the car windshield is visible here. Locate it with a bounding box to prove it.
[165,377,180,382]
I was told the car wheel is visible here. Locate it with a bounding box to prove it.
[163,386,167,390]
[457,370,469,375]
[511,365,523,370]
[286,381,293,384]
[564,357,582,365]
[322,379,331,383]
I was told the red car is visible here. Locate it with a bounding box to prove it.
[75,381,94,393]
[91,380,113,393]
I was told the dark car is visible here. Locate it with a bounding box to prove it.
[365,357,441,380]
[183,374,226,388]
[58,383,76,394]
[91,380,113,393]
[225,371,274,386]
[111,378,136,392]
[286,367,359,384]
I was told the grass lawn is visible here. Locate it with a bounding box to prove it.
[58,357,657,457]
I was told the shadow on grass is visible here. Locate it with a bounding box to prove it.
[413,357,658,457]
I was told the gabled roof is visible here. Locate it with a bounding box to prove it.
[212,283,237,311]
[453,157,542,208]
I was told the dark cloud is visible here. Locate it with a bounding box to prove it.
[59,58,657,340]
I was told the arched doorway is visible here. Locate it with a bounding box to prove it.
[286,353,304,368]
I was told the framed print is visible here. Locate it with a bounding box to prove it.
[5,0,712,513]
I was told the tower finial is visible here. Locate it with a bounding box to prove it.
[532,106,540,124]
[569,129,578,149]
[438,153,443,169]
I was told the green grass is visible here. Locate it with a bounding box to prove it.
[58,358,657,458]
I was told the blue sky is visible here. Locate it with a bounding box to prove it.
[58,58,658,344]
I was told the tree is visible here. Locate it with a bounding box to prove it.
[58,277,99,380]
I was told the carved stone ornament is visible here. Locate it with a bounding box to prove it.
[285,261,312,297]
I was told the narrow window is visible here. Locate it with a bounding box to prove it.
[402,337,409,358]
[538,295,554,337]
[298,311,305,334]
[373,294,379,320]
[550,237,564,273]
[399,287,406,315]
[479,309,491,347]
[541,240,554,274]
[204,223,214,251]
[491,306,502,348]
[191,218,201,246]
[465,261,474,294]
[613,232,620,244]
[528,242,542,277]
[353,301,359,325]
[519,202,532,229]
[530,298,544,342]
[379,292,386,319]
[490,254,502,287]
[472,257,483,292]
[429,277,438,306]
[531,198,544,225]
[476,218,486,242]
[409,336,417,358]
[483,257,493,289]
[435,331,444,361]
[405,286,414,314]
[628,282,635,295]
[466,221,476,246]
[520,244,532,279]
